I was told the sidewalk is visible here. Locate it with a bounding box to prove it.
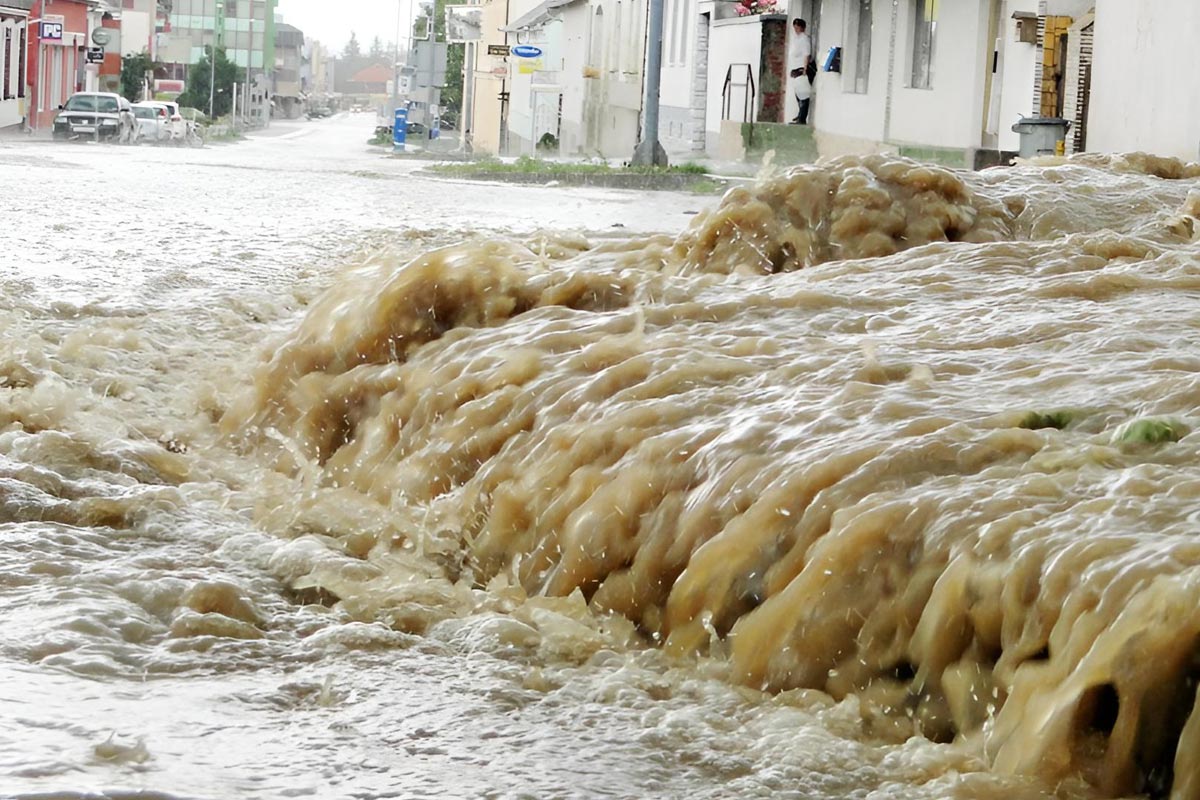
[663,140,757,178]
[0,126,51,144]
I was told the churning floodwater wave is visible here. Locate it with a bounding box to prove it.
[4,152,1200,799]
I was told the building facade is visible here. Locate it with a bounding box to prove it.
[0,0,31,130]
[160,0,275,85]
[1087,0,1199,161]
[307,37,328,96]
[658,0,706,154]
[25,0,94,130]
[480,0,646,158]
[272,20,302,117]
[684,0,1100,166]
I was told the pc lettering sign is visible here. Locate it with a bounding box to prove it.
[40,18,64,41]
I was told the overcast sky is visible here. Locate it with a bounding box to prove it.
[278,0,419,55]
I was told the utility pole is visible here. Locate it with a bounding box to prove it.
[209,0,223,119]
[632,0,667,166]
[391,0,402,117]
[460,41,474,152]
[209,46,215,118]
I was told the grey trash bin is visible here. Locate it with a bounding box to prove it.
[1012,116,1071,158]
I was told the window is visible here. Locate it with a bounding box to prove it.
[846,0,872,93]
[911,0,935,89]
[672,0,686,65]
[4,26,11,100]
[17,23,25,97]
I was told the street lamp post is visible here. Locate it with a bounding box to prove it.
[632,0,667,166]
[210,0,224,119]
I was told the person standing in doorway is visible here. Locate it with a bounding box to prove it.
[789,18,814,125]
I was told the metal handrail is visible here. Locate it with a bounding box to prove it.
[721,63,756,147]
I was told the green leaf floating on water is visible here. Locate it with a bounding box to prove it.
[1115,418,1189,445]
[1019,411,1076,430]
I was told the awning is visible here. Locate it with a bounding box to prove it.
[502,0,581,33]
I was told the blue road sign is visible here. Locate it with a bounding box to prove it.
[393,107,408,152]
[512,45,542,58]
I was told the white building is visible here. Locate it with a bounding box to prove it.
[1087,0,1200,162]
[502,0,570,155]
[114,0,157,60]
[686,0,1095,166]
[0,0,31,130]
[475,0,1200,167]
[656,0,822,158]
[474,0,646,158]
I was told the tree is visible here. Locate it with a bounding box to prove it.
[369,35,384,57]
[177,46,245,118]
[411,0,464,125]
[343,32,361,58]
[442,44,463,124]
[120,51,158,102]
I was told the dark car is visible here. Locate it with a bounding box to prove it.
[53,92,137,143]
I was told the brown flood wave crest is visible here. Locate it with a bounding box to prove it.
[224,155,1200,798]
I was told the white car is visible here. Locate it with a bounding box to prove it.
[131,103,169,143]
[143,100,202,146]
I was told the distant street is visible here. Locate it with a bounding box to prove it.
[1,112,710,309]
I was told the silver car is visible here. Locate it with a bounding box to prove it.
[52,92,137,143]
[132,102,169,143]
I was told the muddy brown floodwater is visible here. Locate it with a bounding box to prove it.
[4,127,1200,800]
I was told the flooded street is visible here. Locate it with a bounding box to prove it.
[3,115,1200,800]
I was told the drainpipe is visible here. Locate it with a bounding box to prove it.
[632,0,666,165]
[30,0,43,131]
[881,0,898,148]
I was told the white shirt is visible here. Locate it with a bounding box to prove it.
[791,32,813,72]
[791,32,813,99]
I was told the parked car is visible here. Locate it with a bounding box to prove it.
[140,101,202,146]
[53,92,137,143]
[131,102,169,143]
